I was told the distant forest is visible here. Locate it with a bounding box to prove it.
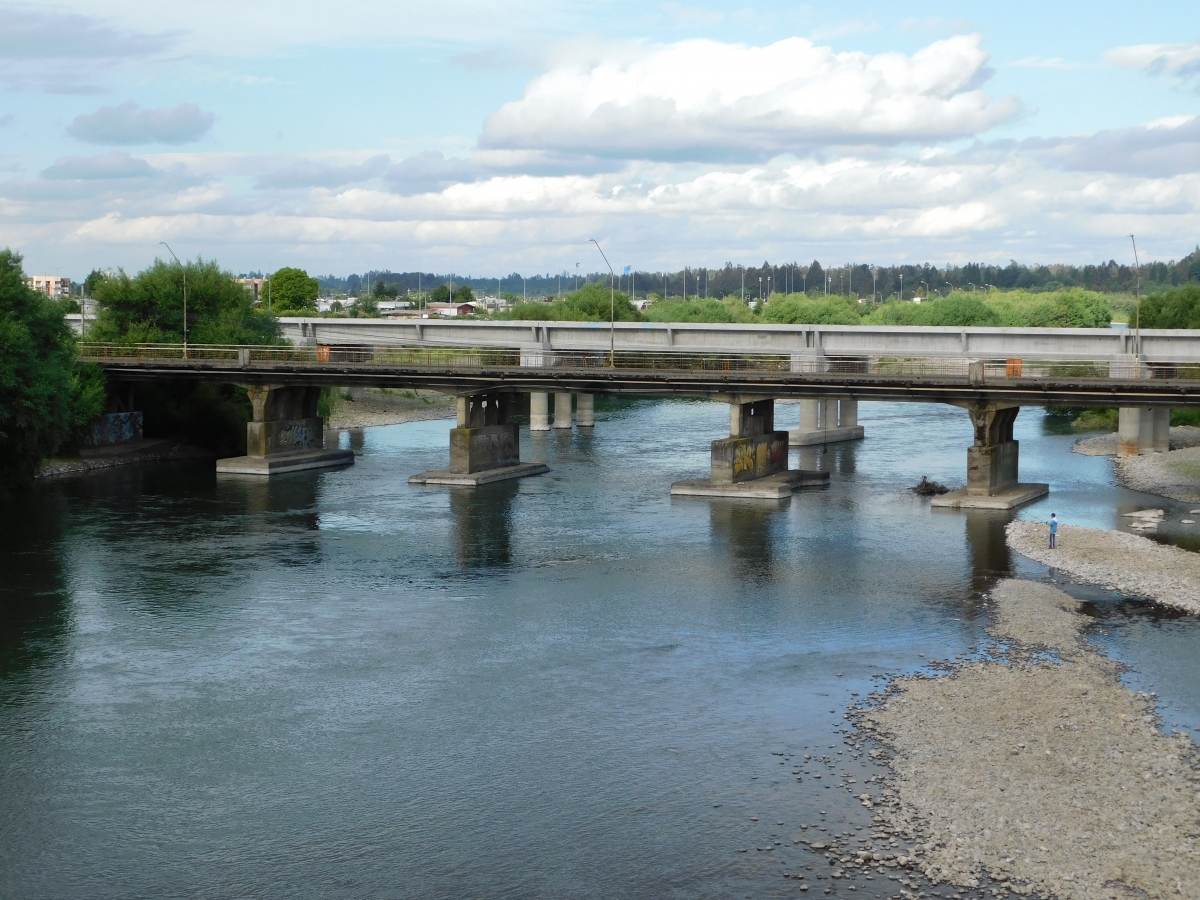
[311,249,1200,300]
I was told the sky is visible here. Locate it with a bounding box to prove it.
[2,0,1199,279]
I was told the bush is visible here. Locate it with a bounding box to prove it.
[502,282,643,322]
[644,298,736,323]
[0,249,104,490]
[761,294,863,325]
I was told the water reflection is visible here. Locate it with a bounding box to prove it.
[708,499,784,583]
[0,488,70,687]
[962,510,1016,599]
[450,482,518,567]
[795,440,858,477]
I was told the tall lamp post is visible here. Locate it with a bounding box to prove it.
[589,239,616,367]
[159,242,187,356]
[1130,234,1142,357]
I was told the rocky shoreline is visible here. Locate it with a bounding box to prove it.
[36,440,212,480]
[1006,520,1200,615]
[1071,426,1200,458]
[851,578,1200,900]
[328,389,456,429]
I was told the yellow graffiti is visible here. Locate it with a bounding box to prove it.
[733,442,757,477]
[755,441,769,475]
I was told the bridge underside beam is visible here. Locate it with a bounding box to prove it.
[94,364,1198,408]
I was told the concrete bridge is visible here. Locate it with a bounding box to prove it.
[79,324,1200,507]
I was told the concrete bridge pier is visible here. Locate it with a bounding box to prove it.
[671,396,829,499]
[1117,407,1170,457]
[553,392,574,429]
[529,392,551,431]
[790,397,865,446]
[576,394,595,428]
[217,385,354,476]
[409,391,548,486]
[931,403,1048,509]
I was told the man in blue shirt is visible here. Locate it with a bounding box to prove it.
[1049,513,1058,549]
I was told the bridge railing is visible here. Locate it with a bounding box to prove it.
[76,343,1200,385]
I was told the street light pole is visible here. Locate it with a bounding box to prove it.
[589,239,616,367]
[159,242,187,356]
[1130,234,1142,357]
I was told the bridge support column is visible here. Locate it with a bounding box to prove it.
[553,392,573,429]
[1117,407,1170,457]
[216,385,354,476]
[409,391,548,486]
[790,397,865,446]
[671,397,828,499]
[931,403,1048,509]
[576,393,595,428]
[529,392,551,431]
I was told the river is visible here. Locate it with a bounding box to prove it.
[2,399,1197,899]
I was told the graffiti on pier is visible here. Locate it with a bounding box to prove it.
[732,436,787,478]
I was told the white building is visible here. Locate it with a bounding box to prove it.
[29,275,72,299]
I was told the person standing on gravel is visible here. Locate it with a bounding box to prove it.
[1049,513,1058,549]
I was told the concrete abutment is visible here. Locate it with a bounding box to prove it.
[790,397,865,446]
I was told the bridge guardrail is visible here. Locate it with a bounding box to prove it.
[76,343,1200,386]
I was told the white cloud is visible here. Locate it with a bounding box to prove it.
[0,7,173,60]
[481,35,1019,159]
[1012,115,1200,178]
[254,154,391,189]
[40,151,159,180]
[68,101,215,145]
[1105,41,1200,80]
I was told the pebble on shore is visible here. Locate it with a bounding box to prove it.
[1006,520,1200,615]
[854,579,1200,900]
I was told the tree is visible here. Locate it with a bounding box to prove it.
[371,279,399,299]
[83,268,107,296]
[1139,285,1200,329]
[805,260,825,295]
[504,283,642,322]
[0,249,104,490]
[351,294,381,318]
[90,257,279,345]
[264,267,319,314]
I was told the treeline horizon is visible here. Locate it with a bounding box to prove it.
[301,249,1200,299]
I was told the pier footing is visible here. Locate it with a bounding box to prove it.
[930,483,1049,510]
[217,447,354,475]
[409,462,549,486]
[671,469,829,499]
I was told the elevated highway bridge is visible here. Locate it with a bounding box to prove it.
[78,320,1200,505]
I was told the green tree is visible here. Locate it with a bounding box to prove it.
[83,268,107,296]
[0,249,104,490]
[351,294,381,318]
[1138,285,1200,329]
[371,279,399,299]
[90,257,279,345]
[264,267,319,314]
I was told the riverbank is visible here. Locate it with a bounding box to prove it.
[1072,425,1200,457]
[36,440,213,480]
[855,578,1200,900]
[1007,520,1200,614]
[328,388,456,429]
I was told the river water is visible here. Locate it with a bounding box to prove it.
[2,400,1198,899]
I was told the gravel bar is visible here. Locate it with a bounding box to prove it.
[1072,426,1200,458]
[1006,520,1200,615]
[855,578,1200,900]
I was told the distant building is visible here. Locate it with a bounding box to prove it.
[28,275,71,299]
[237,277,267,303]
[427,303,475,317]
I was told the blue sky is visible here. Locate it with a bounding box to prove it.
[2,0,1198,278]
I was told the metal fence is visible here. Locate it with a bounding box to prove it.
[77,343,1200,385]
